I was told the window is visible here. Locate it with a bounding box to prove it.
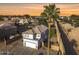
[37,34,41,37]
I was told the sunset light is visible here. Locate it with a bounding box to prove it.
[0,4,79,16]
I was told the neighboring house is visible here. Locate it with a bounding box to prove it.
[3,17,8,21]
[0,23,17,40]
[30,19,34,23]
[15,18,28,33]
[19,19,24,25]
[17,18,28,25]
[24,19,28,24]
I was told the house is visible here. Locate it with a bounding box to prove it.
[22,25,48,49]
[0,23,17,40]
[22,25,48,41]
[15,18,28,33]
[22,29,41,49]
[19,19,24,25]
[24,19,28,24]
[19,18,28,25]
[3,17,9,21]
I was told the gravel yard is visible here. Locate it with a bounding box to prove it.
[0,38,58,55]
[60,22,79,54]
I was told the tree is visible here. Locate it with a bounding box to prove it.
[63,16,69,23]
[41,4,60,54]
[70,15,79,27]
[41,4,60,22]
[38,17,48,26]
[24,14,31,19]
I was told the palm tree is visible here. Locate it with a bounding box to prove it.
[41,4,60,55]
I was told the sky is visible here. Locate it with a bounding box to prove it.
[0,3,79,16]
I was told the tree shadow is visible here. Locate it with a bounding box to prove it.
[70,39,78,48]
[56,20,77,55]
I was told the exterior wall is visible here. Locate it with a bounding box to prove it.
[23,41,38,49]
[41,30,48,41]
[23,38,38,44]
[23,39,41,49]
[22,34,33,39]
[36,34,41,40]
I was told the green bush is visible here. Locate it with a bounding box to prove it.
[50,28,56,38]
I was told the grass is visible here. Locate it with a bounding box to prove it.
[50,28,56,38]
